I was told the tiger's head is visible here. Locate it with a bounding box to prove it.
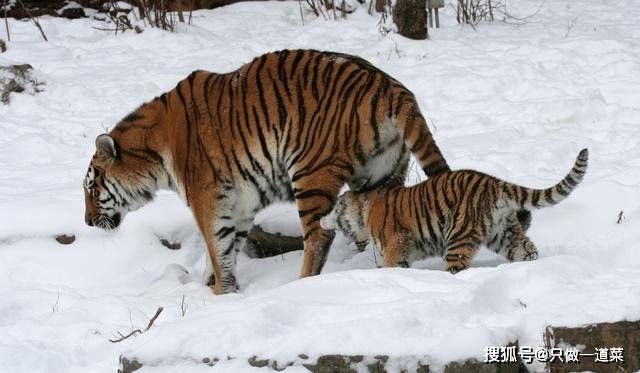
[320,191,371,244]
[83,133,157,230]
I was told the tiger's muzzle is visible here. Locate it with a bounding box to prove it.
[86,213,121,230]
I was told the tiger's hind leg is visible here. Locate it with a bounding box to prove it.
[444,227,481,274]
[296,166,352,278]
[489,211,538,262]
[380,232,412,268]
[516,209,532,233]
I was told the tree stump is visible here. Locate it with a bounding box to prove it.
[393,0,428,40]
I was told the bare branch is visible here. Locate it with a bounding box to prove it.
[109,307,163,343]
[617,211,625,224]
[51,289,60,312]
[3,0,10,42]
[143,306,163,332]
[15,0,47,41]
[180,295,187,317]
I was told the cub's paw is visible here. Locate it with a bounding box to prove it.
[447,264,468,274]
[513,238,538,262]
[523,249,538,261]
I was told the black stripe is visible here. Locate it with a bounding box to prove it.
[216,226,235,240]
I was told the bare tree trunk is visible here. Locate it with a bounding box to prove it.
[176,0,185,22]
[393,0,428,39]
[375,0,387,13]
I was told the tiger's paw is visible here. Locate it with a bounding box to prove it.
[209,284,223,295]
[207,274,238,295]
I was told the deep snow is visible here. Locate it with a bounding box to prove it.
[0,0,639,372]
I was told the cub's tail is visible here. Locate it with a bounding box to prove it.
[504,149,588,209]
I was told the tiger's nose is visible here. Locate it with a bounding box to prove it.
[85,217,94,227]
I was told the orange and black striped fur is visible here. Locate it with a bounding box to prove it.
[82,49,449,294]
[321,149,588,272]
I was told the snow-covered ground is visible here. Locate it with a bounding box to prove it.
[1,1,640,372]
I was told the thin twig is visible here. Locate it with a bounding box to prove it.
[617,211,625,224]
[109,328,142,343]
[180,295,187,317]
[51,289,61,312]
[15,0,47,41]
[298,0,305,25]
[564,15,578,38]
[3,0,10,42]
[109,306,163,343]
[143,306,163,332]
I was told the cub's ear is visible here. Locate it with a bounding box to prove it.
[95,134,117,164]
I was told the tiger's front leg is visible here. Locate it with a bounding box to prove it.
[192,190,239,295]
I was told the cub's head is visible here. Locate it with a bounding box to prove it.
[83,134,156,230]
[320,191,370,243]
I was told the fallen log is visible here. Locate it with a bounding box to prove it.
[245,225,303,259]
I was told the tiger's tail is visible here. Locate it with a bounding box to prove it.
[392,90,450,176]
[505,149,588,210]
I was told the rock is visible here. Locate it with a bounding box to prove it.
[160,239,181,250]
[118,356,142,373]
[271,360,291,371]
[0,40,5,53]
[545,320,640,373]
[60,7,85,19]
[55,234,76,245]
[306,355,356,373]
[444,358,519,373]
[248,356,269,368]
[367,360,387,373]
[299,354,309,360]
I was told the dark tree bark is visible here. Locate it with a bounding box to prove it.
[245,225,303,259]
[393,0,428,40]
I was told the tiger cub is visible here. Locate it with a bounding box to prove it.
[320,149,588,273]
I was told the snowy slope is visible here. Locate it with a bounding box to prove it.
[0,0,639,372]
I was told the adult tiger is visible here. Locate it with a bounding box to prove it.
[82,49,449,294]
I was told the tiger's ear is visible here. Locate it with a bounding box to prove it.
[95,134,117,164]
